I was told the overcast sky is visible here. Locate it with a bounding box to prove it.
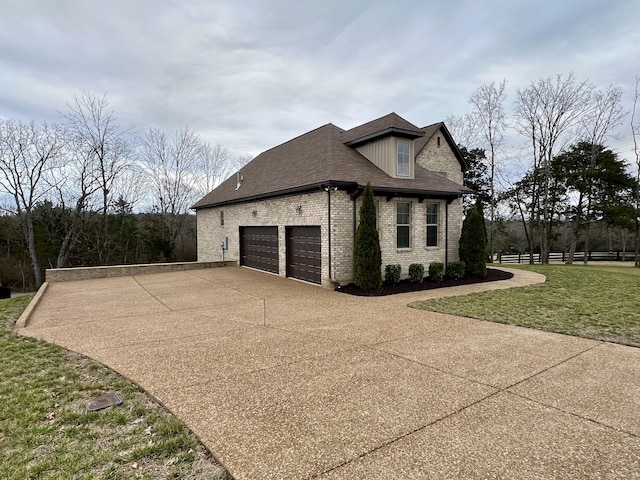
[1,0,639,163]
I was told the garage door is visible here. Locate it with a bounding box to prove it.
[240,226,279,274]
[286,226,321,284]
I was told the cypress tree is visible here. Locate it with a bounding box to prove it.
[459,199,488,278]
[353,182,382,290]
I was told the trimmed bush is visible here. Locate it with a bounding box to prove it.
[446,261,466,280]
[384,264,401,284]
[428,262,445,282]
[408,263,424,283]
[459,199,488,278]
[353,182,382,290]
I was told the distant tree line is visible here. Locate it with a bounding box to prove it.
[448,73,640,267]
[0,92,248,290]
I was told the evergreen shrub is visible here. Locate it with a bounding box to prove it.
[408,263,425,283]
[446,261,466,280]
[384,264,401,284]
[428,262,445,282]
[459,200,488,278]
[353,182,382,290]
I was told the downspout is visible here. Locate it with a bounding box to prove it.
[326,185,339,288]
[353,196,357,240]
[328,187,332,281]
[445,199,452,267]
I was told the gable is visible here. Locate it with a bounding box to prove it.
[415,123,468,172]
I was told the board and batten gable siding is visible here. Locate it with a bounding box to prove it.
[415,132,464,184]
[196,190,355,287]
[355,136,415,179]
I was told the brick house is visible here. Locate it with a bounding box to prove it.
[193,113,471,287]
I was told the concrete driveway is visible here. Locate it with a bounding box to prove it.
[19,267,640,479]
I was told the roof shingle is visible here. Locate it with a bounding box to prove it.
[192,115,470,210]
[342,112,424,146]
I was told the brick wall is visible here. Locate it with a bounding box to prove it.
[369,196,461,279]
[198,188,463,287]
[416,133,464,184]
[197,190,355,287]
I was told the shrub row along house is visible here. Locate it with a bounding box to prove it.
[193,113,471,287]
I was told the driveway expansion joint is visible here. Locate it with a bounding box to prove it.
[310,388,505,480]
[505,389,640,439]
[131,276,176,311]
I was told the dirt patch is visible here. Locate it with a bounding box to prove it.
[336,268,513,296]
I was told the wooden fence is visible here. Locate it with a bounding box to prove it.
[498,251,633,264]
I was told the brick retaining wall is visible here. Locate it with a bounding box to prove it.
[45,261,237,282]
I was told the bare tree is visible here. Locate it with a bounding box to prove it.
[110,162,147,210]
[142,127,201,259]
[197,142,231,196]
[514,73,593,263]
[0,120,64,287]
[468,79,507,261]
[444,113,480,149]
[572,85,626,264]
[50,135,104,268]
[631,75,640,267]
[60,92,134,263]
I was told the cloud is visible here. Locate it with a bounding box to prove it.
[0,0,639,160]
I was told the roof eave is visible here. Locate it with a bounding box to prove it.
[345,127,425,147]
[370,186,466,199]
[192,181,358,210]
[439,124,469,171]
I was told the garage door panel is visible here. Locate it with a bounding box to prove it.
[286,226,321,284]
[240,226,279,274]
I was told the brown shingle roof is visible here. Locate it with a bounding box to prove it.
[342,112,424,146]
[192,115,471,210]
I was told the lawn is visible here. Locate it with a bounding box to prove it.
[410,264,640,347]
[0,296,230,480]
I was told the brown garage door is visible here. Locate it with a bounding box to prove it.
[286,226,321,284]
[240,226,279,274]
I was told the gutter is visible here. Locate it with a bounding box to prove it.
[192,181,356,210]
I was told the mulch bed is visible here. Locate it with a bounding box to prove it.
[336,268,514,297]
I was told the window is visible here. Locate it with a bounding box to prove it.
[426,203,438,247]
[397,202,410,248]
[397,140,410,177]
[220,210,224,226]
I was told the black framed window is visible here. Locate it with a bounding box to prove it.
[426,203,438,246]
[397,202,410,248]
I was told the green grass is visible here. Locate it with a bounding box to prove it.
[410,264,640,346]
[0,296,230,480]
